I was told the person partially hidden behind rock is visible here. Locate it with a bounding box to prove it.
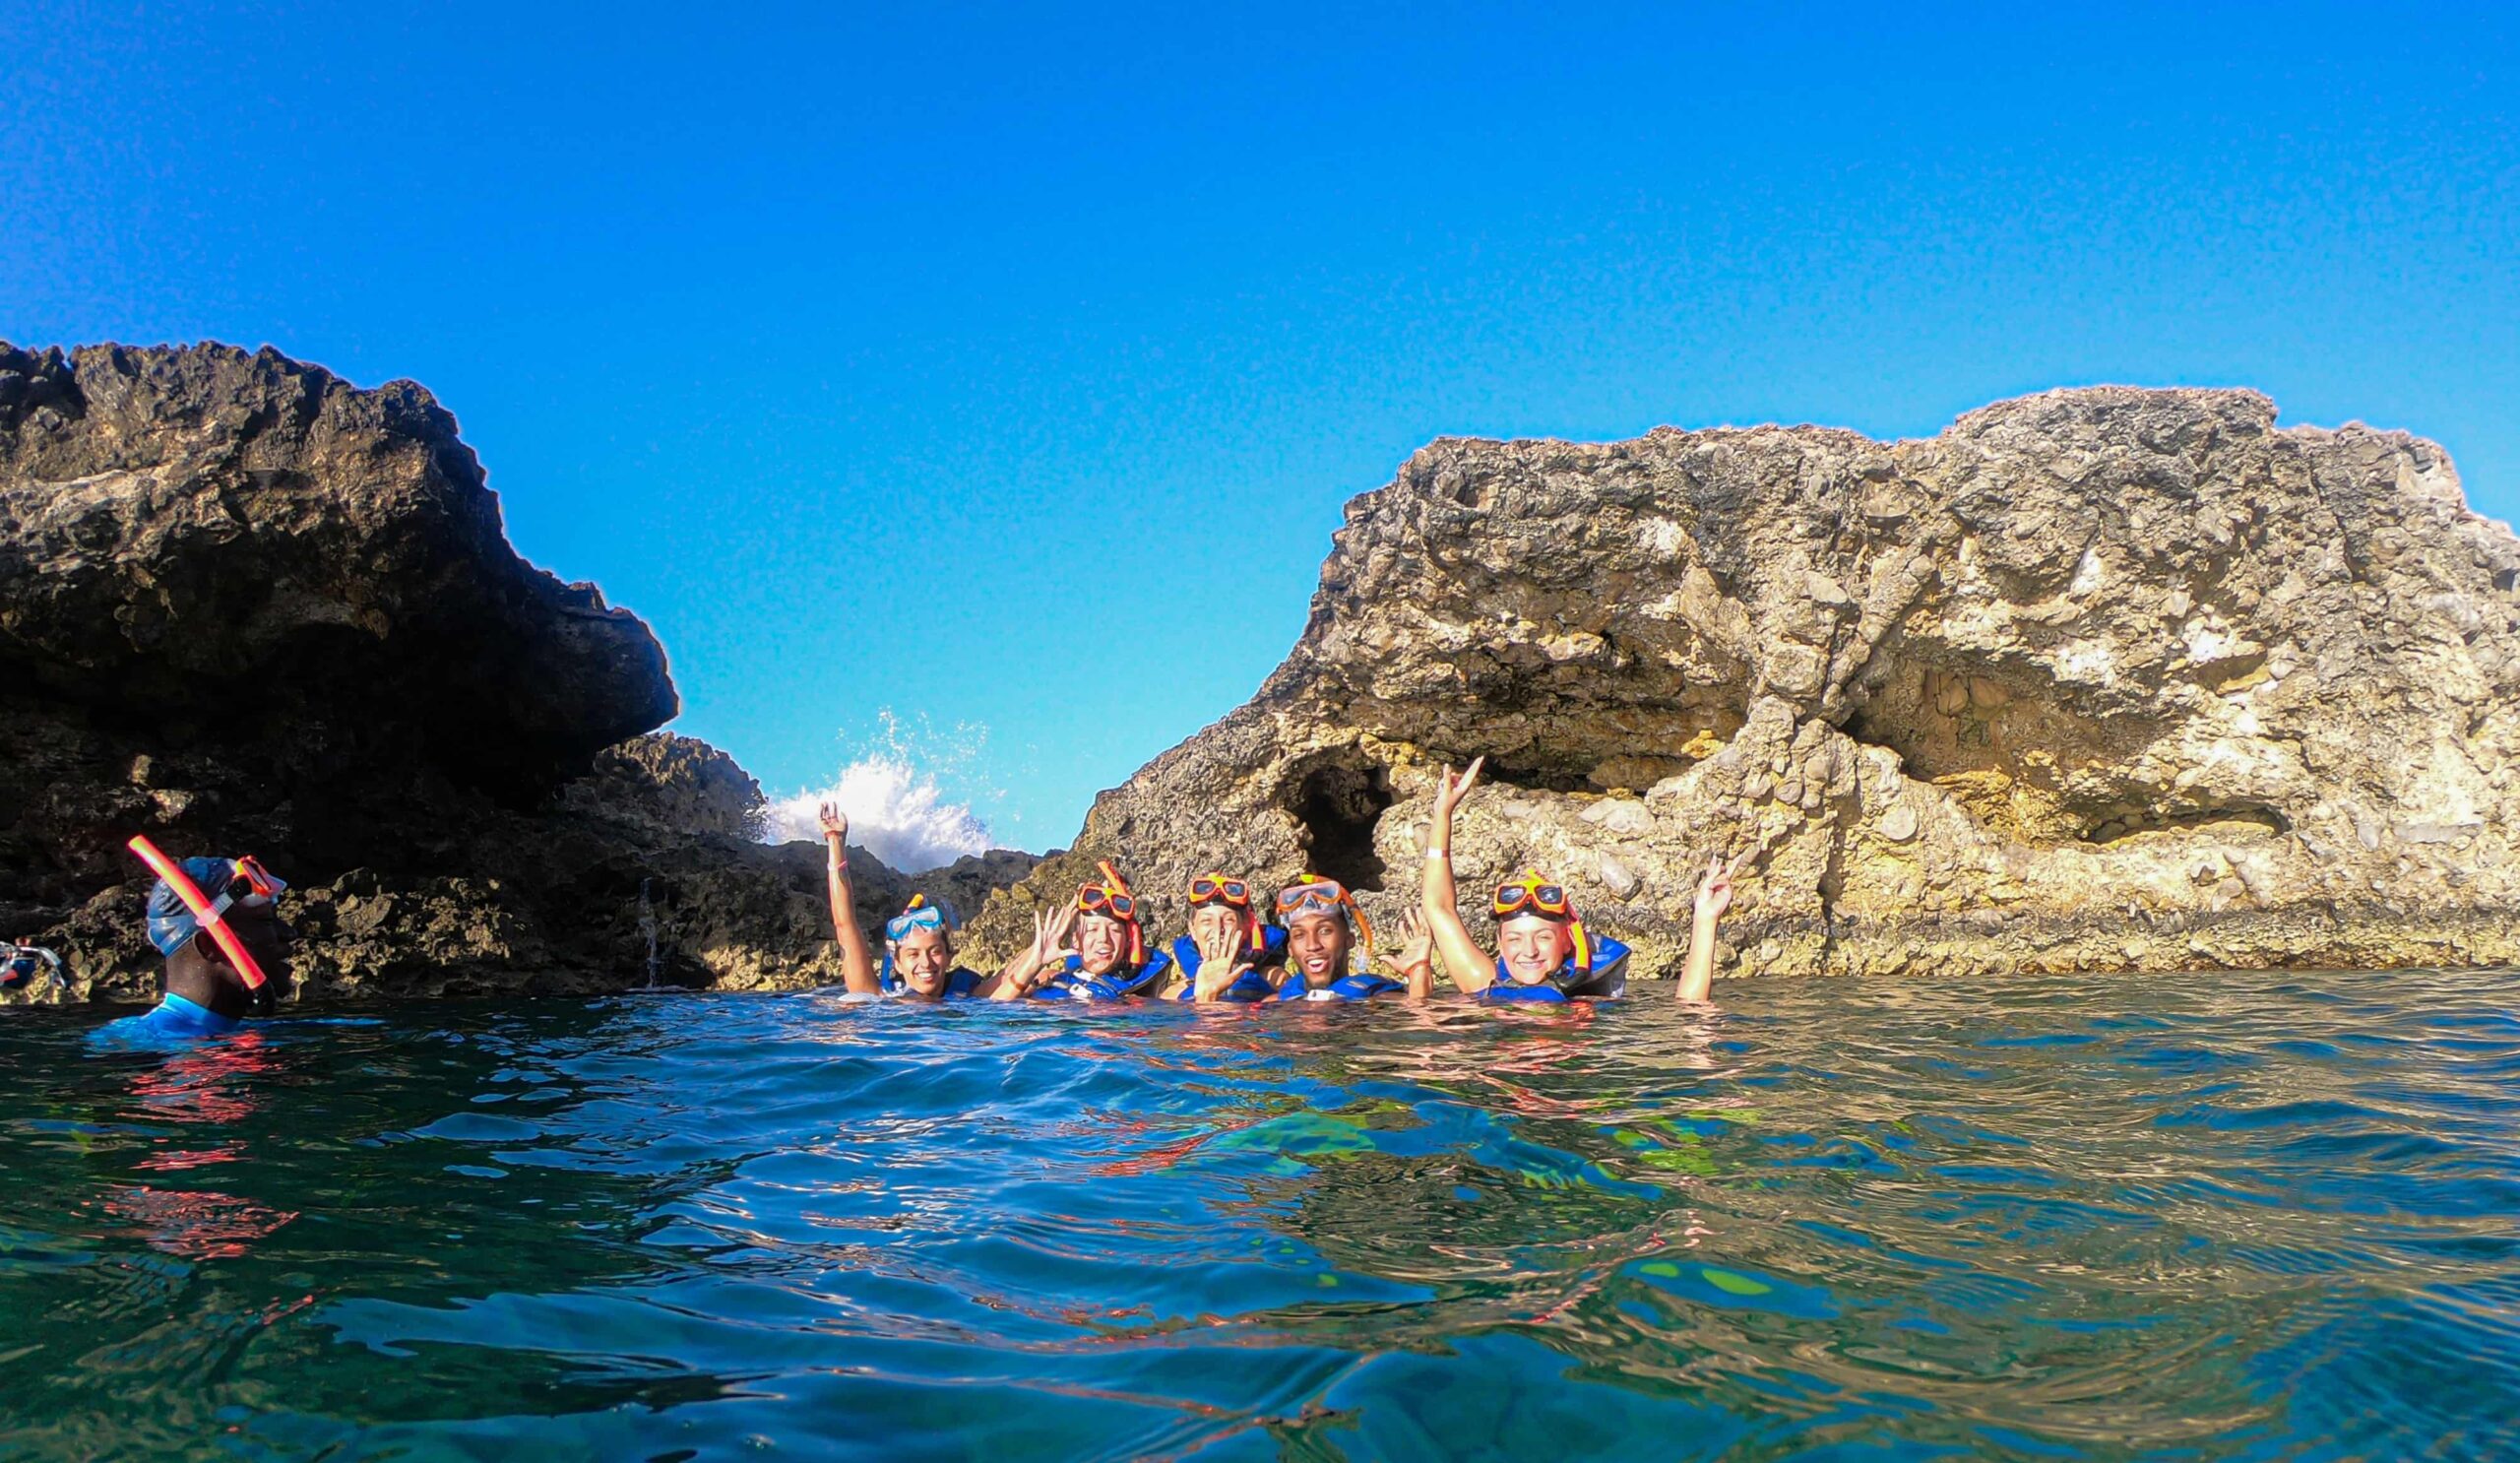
[820,802,1021,1001]
[4,938,62,995]
[91,855,294,1045]
[1421,756,1740,1004]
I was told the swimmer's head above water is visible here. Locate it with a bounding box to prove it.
[1489,870,1584,986]
[883,895,962,1000]
[138,847,295,1018]
[1073,862,1144,976]
[1276,876,1373,987]
[1185,872,1263,958]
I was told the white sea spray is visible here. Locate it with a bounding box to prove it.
[761,711,1006,872]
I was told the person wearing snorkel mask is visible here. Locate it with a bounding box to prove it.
[1166,873,1286,1003]
[818,803,1013,1001]
[994,861,1175,1001]
[91,849,295,1044]
[1421,757,1739,1003]
[4,938,62,996]
[1221,875,1435,1003]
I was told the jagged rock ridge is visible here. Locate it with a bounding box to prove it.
[969,388,2520,980]
[0,343,1034,1001]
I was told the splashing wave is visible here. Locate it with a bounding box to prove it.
[762,712,1002,872]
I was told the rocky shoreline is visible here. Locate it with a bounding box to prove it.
[964,388,2520,981]
[0,343,1034,1004]
[7,343,2515,1001]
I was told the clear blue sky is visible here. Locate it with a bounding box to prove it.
[6,3,2514,851]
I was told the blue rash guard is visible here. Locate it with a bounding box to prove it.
[1479,934,1633,1003]
[881,966,988,1000]
[1169,928,1285,1003]
[1032,948,1174,1001]
[87,992,243,1050]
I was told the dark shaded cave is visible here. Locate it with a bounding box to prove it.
[1472,756,1595,794]
[2078,804,2291,843]
[1288,756,1396,892]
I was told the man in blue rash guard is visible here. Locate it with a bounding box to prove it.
[92,855,294,1044]
[818,802,1018,1001]
[1166,873,1284,1002]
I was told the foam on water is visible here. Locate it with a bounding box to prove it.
[4,968,2519,1460]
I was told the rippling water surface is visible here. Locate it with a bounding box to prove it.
[5,969,2520,1460]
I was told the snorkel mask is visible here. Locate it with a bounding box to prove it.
[1489,868,1594,987]
[130,837,287,993]
[1075,860,1146,967]
[1274,875,1376,961]
[2,940,60,991]
[881,894,961,988]
[1188,872,1265,952]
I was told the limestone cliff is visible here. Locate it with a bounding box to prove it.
[968,388,2520,979]
[0,343,1033,1003]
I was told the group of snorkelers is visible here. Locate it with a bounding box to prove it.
[68,755,1744,1044]
[822,757,1746,1007]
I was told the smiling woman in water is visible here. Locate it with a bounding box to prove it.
[993,861,1176,1001]
[1420,757,1740,1005]
[820,802,1023,1001]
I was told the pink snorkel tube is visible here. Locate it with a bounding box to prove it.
[128,835,272,991]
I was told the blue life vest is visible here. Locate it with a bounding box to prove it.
[882,965,986,1000]
[1034,947,1175,1001]
[1278,970,1404,1002]
[1481,934,1632,1003]
[1170,928,1284,1002]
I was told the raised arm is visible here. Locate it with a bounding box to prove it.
[1388,908,1436,1001]
[992,903,1077,1000]
[1678,850,1746,1003]
[821,802,881,996]
[1189,922,1253,1004]
[1420,757,1495,994]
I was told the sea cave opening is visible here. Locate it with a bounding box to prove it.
[1289,757,1395,893]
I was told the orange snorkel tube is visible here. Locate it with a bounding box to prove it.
[1094,859,1147,967]
[128,836,271,990]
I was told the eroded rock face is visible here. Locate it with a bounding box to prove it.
[0,343,673,794]
[969,388,2520,979]
[0,345,1034,1003]
[561,733,769,843]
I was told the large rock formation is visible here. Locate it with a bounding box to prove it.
[968,388,2520,980]
[0,344,1033,1003]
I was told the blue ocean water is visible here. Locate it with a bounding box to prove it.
[4,969,2518,1460]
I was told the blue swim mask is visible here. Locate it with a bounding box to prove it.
[885,895,960,943]
[144,855,288,957]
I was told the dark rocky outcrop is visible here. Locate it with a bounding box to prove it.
[0,344,1033,1003]
[22,345,2499,996]
[967,388,2520,980]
